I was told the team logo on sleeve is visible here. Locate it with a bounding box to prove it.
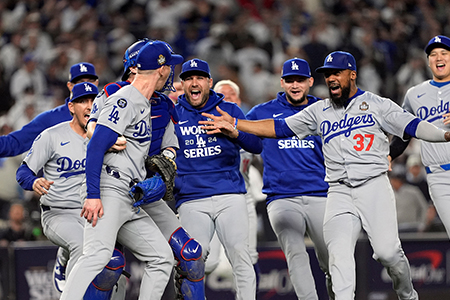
[91,102,98,115]
[117,98,127,108]
[359,101,369,111]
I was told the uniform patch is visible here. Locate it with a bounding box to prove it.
[359,101,369,111]
[158,54,166,65]
[117,98,127,108]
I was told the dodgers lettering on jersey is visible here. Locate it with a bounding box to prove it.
[247,92,328,201]
[321,112,376,143]
[23,122,88,208]
[173,91,247,207]
[285,89,417,187]
[403,80,450,167]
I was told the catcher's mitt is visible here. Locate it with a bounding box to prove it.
[129,175,166,207]
[145,154,177,201]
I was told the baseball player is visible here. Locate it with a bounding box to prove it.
[0,62,99,157]
[174,58,262,300]
[15,82,98,292]
[0,62,99,292]
[200,51,450,299]
[88,39,206,300]
[243,58,333,300]
[60,41,183,300]
[390,35,450,238]
[205,79,262,288]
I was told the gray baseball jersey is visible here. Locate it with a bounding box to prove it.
[24,121,87,208]
[284,90,418,299]
[97,85,151,182]
[402,80,450,168]
[285,91,417,186]
[402,80,450,237]
[92,85,178,152]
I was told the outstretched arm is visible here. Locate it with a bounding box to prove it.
[200,106,276,138]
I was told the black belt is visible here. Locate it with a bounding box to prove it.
[40,204,81,211]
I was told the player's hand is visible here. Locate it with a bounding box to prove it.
[32,178,54,196]
[109,136,127,152]
[81,198,104,227]
[387,155,393,171]
[442,112,450,126]
[200,106,237,136]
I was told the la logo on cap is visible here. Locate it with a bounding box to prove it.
[326,55,333,62]
[190,60,198,68]
[291,61,299,70]
[434,36,441,43]
[84,83,92,91]
[79,64,88,73]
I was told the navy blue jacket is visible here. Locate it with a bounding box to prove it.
[174,90,262,207]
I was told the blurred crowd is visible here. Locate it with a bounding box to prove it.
[0,0,447,243]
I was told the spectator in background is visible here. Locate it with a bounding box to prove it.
[405,154,444,232]
[9,53,47,103]
[389,165,429,233]
[0,203,36,247]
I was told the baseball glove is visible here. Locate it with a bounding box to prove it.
[129,175,166,207]
[145,154,177,201]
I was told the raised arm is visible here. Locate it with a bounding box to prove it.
[200,106,277,138]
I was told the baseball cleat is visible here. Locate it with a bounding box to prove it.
[53,258,66,293]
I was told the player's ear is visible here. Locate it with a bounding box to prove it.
[308,76,314,87]
[67,81,74,92]
[68,101,75,114]
[208,78,213,89]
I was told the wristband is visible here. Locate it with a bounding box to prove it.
[162,149,176,160]
[234,118,238,130]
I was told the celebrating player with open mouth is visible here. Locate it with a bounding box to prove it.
[200,50,450,300]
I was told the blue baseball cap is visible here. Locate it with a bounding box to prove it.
[136,40,184,70]
[425,35,450,55]
[281,58,311,78]
[315,51,357,73]
[69,82,98,102]
[69,62,98,83]
[179,59,211,80]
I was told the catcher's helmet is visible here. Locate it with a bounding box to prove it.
[122,38,150,81]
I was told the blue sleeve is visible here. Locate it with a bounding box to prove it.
[274,118,295,138]
[0,105,70,157]
[404,118,421,138]
[235,132,262,154]
[86,125,118,199]
[16,163,38,191]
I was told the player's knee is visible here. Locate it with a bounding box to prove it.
[373,246,403,266]
[169,227,205,281]
[84,248,126,300]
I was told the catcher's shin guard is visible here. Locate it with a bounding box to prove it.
[169,227,205,300]
[84,248,126,300]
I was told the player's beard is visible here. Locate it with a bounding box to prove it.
[329,84,351,108]
[186,93,209,109]
[286,92,307,105]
